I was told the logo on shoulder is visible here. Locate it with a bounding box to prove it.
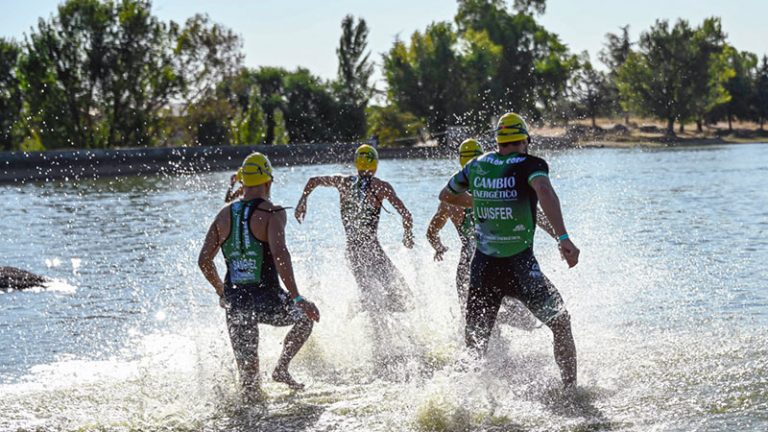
[506,156,526,164]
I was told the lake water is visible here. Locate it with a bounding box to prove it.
[1,143,767,431]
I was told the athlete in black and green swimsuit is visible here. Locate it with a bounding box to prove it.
[439,113,580,389]
[199,153,320,398]
[294,145,414,313]
[428,140,556,327]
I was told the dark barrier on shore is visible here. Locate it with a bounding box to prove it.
[0,143,453,184]
[0,135,573,184]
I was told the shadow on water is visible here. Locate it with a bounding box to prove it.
[226,403,325,432]
[538,386,627,431]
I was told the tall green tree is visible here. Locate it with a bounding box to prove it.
[0,39,22,151]
[754,56,768,130]
[383,22,466,145]
[174,13,243,110]
[19,0,113,149]
[17,0,241,149]
[687,18,731,132]
[616,18,731,136]
[573,56,612,128]
[717,48,757,130]
[599,25,632,123]
[334,15,374,142]
[455,0,577,120]
[253,66,286,145]
[459,28,503,130]
[282,68,338,143]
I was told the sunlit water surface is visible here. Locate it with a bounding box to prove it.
[1,143,767,431]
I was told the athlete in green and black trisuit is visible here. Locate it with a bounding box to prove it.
[199,153,320,399]
[439,113,580,389]
[428,139,555,329]
[294,144,414,313]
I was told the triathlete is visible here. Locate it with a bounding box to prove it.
[294,144,415,374]
[294,144,414,313]
[427,138,554,329]
[439,113,580,389]
[198,152,320,400]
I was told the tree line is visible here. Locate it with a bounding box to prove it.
[1,0,767,151]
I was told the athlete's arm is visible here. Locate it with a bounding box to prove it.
[530,177,580,268]
[267,210,320,321]
[294,175,344,223]
[224,174,243,203]
[426,202,452,261]
[198,208,228,302]
[440,165,473,208]
[536,208,557,239]
[380,181,414,249]
[439,188,473,208]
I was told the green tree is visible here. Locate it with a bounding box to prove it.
[187,95,235,146]
[253,66,287,145]
[754,56,768,130]
[334,15,374,142]
[459,28,503,130]
[717,48,757,130]
[282,68,338,143]
[217,68,266,145]
[383,22,466,145]
[617,19,730,136]
[0,39,22,151]
[573,56,612,128]
[599,25,632,124]
[455,0,577,120]
[174,13,243,110]
[366,104,425,147]
[19,0,113,149]
[687,18,731,132]
[17,0,241,149]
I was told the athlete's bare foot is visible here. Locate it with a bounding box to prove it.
[272,368,305,390]
[242,385,267,404]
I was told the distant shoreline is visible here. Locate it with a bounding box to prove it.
[578,136,768,149]
[2,136,765,184]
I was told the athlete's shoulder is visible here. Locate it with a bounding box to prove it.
[260,199,287,213]
[475,151,496,163]
[524,154,548,164]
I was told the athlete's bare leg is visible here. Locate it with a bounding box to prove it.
[547,312,577,389]
[272,318,313,389]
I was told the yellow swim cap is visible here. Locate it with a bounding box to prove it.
[238,152,273,187]
[354,144,378,172]
[459,138,483,167]
[496,112,530,145]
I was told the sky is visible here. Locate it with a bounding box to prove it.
[1,0,766,83]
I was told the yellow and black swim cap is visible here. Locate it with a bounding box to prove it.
[237,152,273,187]
[496,112,530,145]
[459,138,483,167]
[354,144,378,171]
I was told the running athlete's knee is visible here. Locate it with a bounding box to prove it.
[546,311,572,336]
[295,316,314,334]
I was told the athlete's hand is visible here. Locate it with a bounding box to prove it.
[433,244,448,261]
[298,300,320,322]
[558,239,580,268]
[219,296,228,309]
[403,229,414,249]
[294,199,307,223]
[229,174,238,186]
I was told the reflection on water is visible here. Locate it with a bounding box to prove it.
[1,143,767,431]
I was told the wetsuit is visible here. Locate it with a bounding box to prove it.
[447,152,566,349]
[221,198,307,363]
[455,208,475,308]
[340,175,410,312]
